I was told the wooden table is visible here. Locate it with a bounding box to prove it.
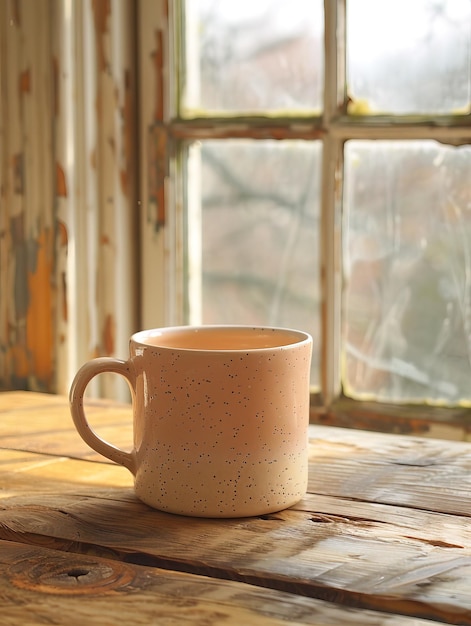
[0,391,470,625]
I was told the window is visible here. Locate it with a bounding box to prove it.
[145,0,471,438]
[2,0,468,435]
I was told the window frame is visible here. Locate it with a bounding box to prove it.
[147,0,471,440]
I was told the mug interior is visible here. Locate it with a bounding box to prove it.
[133,325,311,351]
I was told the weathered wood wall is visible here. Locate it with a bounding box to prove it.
[0,0,55,392]
[0,0,161,398]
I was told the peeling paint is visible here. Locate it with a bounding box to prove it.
[1,0,137,397]
[57,222,68,324]
[102,313,115,356]
[120,69,133,197]
[10,214,30,320]
[91,0,111,72]
[7,344,29,385]
[148,124,167,230]
[57,221,68,247]
[25,228,54,387]
[56,163,67,197]
[5,224,54,390]
[152,30,164,122]
[19,68,30,94]
[145,24,167,231]
[12,153,24,193]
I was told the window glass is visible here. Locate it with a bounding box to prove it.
[344,140,471,403]
[176,1,471,416]
[347,0,471,114]
[183,0,324,114]
[186,139,322,385]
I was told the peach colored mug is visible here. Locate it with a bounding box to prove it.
[69,325,312,518]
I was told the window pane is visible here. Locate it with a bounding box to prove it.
[347,0,471,114]
[183,0,324,114]
[186,140,321,386]
[344,140,471,404]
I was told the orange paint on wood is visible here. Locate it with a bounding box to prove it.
[57,221,68,248]
[102,314,115,356]
[25,229,54,388]
[19,69,31,94]
[91,0,111,72]
[8,345,29,380]
[56,164,68,197]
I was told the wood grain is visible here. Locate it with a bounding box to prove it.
[1,392,471,625]
[1,449,470,624]
[0,0,139,396]
[2,393,470,517]
[0,392,132,461]
[1,540,443,626]
[308,426,471,517]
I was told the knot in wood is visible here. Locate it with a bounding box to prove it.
[8,554,136,596]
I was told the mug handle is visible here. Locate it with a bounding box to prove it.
[69,357,137,475]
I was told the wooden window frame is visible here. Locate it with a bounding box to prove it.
[140,0,471,440]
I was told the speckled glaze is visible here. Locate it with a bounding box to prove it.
[70,325,312,518]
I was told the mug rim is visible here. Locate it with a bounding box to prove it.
[131,324,312,352]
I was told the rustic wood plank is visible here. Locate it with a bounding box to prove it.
[1,0,139,395]
[2,392,470,519]
[0,2,56,393]
[0,450,470,624]
[0,392,132,461]
[0,449,133,498]
[0,391,132,418]
[0,540,444,626]
[308,426,471,517]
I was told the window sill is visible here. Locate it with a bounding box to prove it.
[310,397,471,442]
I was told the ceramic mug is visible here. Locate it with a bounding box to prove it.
[69,325,312,518]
